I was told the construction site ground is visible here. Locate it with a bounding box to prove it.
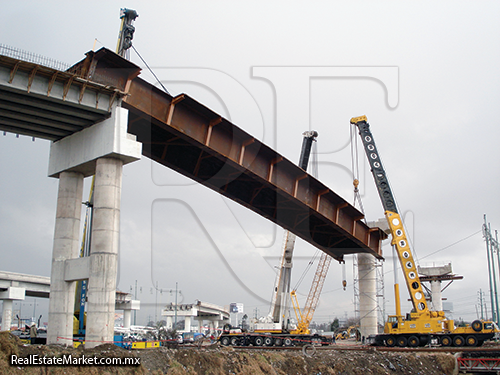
[0,331,476,374]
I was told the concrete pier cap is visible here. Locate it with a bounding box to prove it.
[47,100,142,347]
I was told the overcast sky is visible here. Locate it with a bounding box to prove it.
[1,1,500,327]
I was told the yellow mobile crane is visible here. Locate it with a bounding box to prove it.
[351,115,498,347]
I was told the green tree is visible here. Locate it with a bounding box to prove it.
[331,318,339,331]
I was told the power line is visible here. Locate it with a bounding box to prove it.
[419,230,482,261]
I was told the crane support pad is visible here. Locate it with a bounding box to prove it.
[71,48,386,260]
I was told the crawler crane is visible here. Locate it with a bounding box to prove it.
[351,115,498,347]
[219,131,331,347]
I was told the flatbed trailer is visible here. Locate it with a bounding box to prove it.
[218,332,333,347]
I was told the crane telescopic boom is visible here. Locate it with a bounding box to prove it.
[350,115,428,318]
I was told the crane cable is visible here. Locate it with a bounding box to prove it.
[131,45,171,95]
[350,124,366,219]
[347,123,368,291]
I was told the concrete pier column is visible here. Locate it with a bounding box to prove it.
[166,316,173,330]
[185,316,192,332]
[198,318,203,333]
[213,320,219,336]
[2,300,13,331]
[123,309,132,329]
[431,280,443,311]
[47,171,84,346]
[358,253,378,340]
[85,158,123,348]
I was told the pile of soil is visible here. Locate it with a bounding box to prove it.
[0,332,457,374]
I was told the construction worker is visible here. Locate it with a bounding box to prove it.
[29,322,37,345]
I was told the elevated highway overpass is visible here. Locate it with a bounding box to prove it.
[0,48,385,261]
[0,47,386,346]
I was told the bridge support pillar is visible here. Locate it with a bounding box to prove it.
[85,158,123,348]
[184,316,192,332]
[123,309,132,329]
[1,300,13,331]
[0,286,26,331]
[358,253,378,341]
[48,171,84,346]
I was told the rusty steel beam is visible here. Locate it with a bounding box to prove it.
[74,48,386,261]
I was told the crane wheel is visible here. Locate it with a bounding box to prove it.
[220,336,230,346]
[274,338,283,347]
[284,337,293,346]
[264,336,274,346]
[453,335,465,347]
[396,336,408,347]
[385,336,396,347]
[230,337,239,346]
[440,335,452,347]
[466,335,478,347]
[408,336,419,347]
[254,336,264,346]
[471,320,483,332]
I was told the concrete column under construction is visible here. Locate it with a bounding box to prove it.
[358,253,378,340]
[47,171,84,345]
[85,158,123,348]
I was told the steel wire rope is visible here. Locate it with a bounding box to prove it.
[350,124,366,218]
[131,45,170,95]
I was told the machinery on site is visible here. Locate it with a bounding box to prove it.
[219,131,332,347]
[335,326,361,341]
[350,115,499,347]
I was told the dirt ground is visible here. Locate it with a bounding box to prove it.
[0,332,457,374]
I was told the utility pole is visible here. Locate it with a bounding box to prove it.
[478,289,484,320]
[174,282,178,329]
[155,281,158,324]
[134,280,137,325]
[484,215,500,326]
